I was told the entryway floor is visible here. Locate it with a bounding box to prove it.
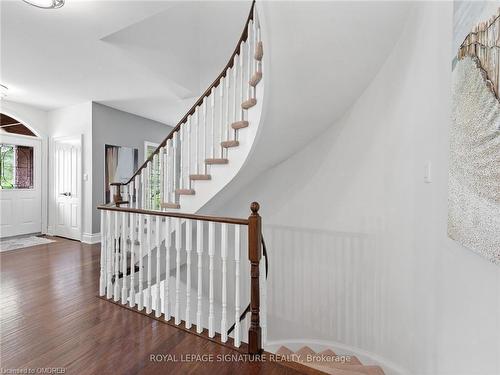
[0,238,308,375]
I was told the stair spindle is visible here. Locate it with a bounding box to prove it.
[121,211,128,304]
[210,88,216,159]
[175,218,181,325]
[159,148,164,209]
[155,216,161,317]
[164,217,171,320]
[196,220,204,333]
[225,69,230,148]
[208,221,215,337]
[232,55,239,140]
[247,23,252,100]
[219,78,224,159]
[137,213,144,310]
[146,215,152,313]
[113,211,120,301]
[220,223,228,342]
[106,210,113,299]
[185,219,192,329]
[179,126,184,190]
[186,116,191,188]
[172,133,178,203]
[129,211,135,307]
[202,100,207,174]
[195,109,199,175]
[240,42,245,121]
[234,224,241,347]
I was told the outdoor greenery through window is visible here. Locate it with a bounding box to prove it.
[146,145,161,209]
[0,143,34,189]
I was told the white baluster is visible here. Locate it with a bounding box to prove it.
[146,163,151,210]
[179,126,184,190]
[220,223,228,342]
[113,211,120,301]
[163,149,167,206]
[134,176,139,209]
[210,88,216,158]
[172,133,178,202]
[129,211,135,307]
[146,214,152,313]
[202,99,207,173]
[219,78,224,158]
[185,219,192,329]
[164,216,171,320]
[196,220,204,333]
[260,252,267,345]
[234,225,241,347]
[106,210,113,299]
[240,42,245,121]
[225,70,230,146]
[232,55,239,140]
[194,109,199,175]
[175,218,181,325]
[155,216,161,317]
[208,221,215,337]
[159,149,164,209]
[165,139,172,204]
[187,117,191,186]
[153,153,159,210]
[137,213,144,310]
[99,210,106,296]
[247,23,252,100]
[121,211,128,304]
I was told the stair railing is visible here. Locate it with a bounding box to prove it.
[98,201,266,354]
[109,0,262,211]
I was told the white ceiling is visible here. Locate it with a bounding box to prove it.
[0,0,250,125]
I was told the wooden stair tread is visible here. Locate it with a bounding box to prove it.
[254,41,263,61]
[205,158,229,165]
[306,363,375,375]
[295,346,317,359]
[276,346,294,357]
[309,363,384,375]
[175,189,195,195]
[189,174,211,180]
[221,140,239,148]
[231,120,249,130]
[242,98,257,109]
[319,349,337,357]
[161,202,180,209]
[249,71,263,87]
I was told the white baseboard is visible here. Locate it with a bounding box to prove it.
[81,232,101,244]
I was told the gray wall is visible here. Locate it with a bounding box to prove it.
[91,102,172,232]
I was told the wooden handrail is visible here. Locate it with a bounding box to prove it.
[97,205,249,225]
[119,0,256,186]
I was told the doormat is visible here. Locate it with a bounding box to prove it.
[0,236,56,252]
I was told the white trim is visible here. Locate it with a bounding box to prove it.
[265,338,411,375]
[81,232,100,244]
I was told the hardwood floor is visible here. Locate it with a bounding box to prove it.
[0,238,304,375]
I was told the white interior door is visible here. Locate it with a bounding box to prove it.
[53,136,81,240]
[0,134,42,238]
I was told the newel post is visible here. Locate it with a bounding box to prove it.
[110,183,123,206]
[248,201,262,354]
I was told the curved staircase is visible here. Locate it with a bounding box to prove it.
[276,346,385,375]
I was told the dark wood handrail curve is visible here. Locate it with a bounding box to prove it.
[97,205,249,226]
[119,0,256,186]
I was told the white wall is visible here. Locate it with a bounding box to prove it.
[208,3,499,375]
[91,102,172,233]
[47,102,93,238]
[0,100,49,234]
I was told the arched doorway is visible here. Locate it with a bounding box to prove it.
[0,113,42,238]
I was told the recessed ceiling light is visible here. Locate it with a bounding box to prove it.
[22,0,64,9]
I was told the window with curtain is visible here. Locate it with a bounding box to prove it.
[0,143,34,189]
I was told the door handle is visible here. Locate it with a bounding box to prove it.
[59,192,72,196]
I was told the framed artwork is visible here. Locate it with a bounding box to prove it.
[449,4,500,265]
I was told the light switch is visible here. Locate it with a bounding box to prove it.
[424,161,432,183]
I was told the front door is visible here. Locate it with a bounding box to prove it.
[53,136,81,240]
[0,134,42,238]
